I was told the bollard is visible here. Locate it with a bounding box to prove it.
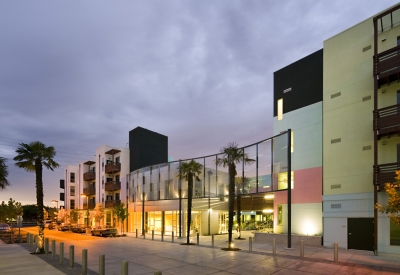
[172,231,174,243]
[154,271,162,275]
[59,242,64,264]
[121,260,128,275]
[52,240,56,259]
[161,231,164,242]
[69,245,74,269]
[136,229,138,238]
[249,237,252,252]
[152,230,154,240]
[272,238,276,255]
[143,231,146,239]
[212,234,214,247]
[27,233,30,246]
[300,240,304,258]
[45,238,49,255]
[34,235,38,251]
[82,249,88,275]
[334,242,338,263]
[197,233,199,246]
[99,255,105,275]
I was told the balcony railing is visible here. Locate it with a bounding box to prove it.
[83,187,96,196]
[83,202,96,210]
[373,104,400,138]
[105,181,121,191]
[374,46,400,86]
[373,162,400,187]
[83,171,95,181]
[105,200,121,208]
[105,162,121,173]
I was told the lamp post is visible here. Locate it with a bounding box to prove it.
[81,194,89,228]
[207,170,212,235]
[51,200,58,221]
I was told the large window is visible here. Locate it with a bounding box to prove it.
[278,205,283,225]
[277,98,283,120]
[70,186,75,196]
[70,172,75,183]
[70,199,75,210]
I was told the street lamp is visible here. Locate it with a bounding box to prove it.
[51,200,58,221]
[81,194,89,228]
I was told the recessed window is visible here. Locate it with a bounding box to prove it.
[277,99,283,120]
[70,186,75,196]
[278,205,283,225]
[70,199,75,210]
[70,172,75,183]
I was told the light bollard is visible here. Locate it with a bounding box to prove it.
[136,229,138,238]
[82,249,88,275]
[59,242,64,264]
[45,238,49,255]
[99,255,105,275]
[197,233,199,245]
[143,231,146,239]
[334,242,338,263]
[212,234,214,247]
[69,245,74,269]
[300,240,304,258]
[121,260,128,275]
[154,271,162,275]
[172,231,174,243]
[161,231,164,242]
[272,238,276,255]
[152,230,154,240]
[52,240,56,259]
[249,237,252,252]
[26,233,30,246]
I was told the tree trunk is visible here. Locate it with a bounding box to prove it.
[228,163,235,248]
[237,193,241,238]
[35,159,45,253]
[187,173,193,244]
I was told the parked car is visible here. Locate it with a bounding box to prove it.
[58,224,74,231]
[91,225,118,237]
[72,224,87,233]
[0,224,11,232]
[48,222,58,230]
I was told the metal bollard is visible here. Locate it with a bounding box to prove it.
[161,231,164,242]
[34,235,38,251]
[197,233,199,245]
[212,234,214,247]
[82,249,88,275]
[334,242,338,263]
[45,238,49,255]
[154,271,162,275]
[152,230,154,240]
[122,260,128,275]
[99,255,105,275]
[26,233,30,246]
[136,229,138,238]
[300,240,304,258]
[172,231,174,243]
[143,231,146,239]
[69,245,74,269]
[272,238,276,255]
[249,237,252,252]
[59,242,64,264]
[52,240,56,259]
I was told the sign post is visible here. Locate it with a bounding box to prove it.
[17,215,23,242]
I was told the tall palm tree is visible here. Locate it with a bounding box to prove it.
[235,176,250,239]
[0,157,10,190]
[178,159,203,244]
[14,141,59,253]
[216,142,254,250]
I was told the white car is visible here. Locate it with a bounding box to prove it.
[0,224,11,232]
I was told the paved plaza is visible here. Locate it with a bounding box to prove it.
[1,231,400,274]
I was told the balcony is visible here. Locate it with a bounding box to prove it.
[105,162,121,173]
[373,104,400,138]
[373,162,400,187]
[83,202,96,210]
[83,171,96,181]
[373,46,400,87]
[105,200,121,208]
[83,187,96,196]
[105,181,121,191]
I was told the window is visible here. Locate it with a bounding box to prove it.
[291,131,294,153]
[102,193,104,203]
[278,205,283,225]
[116,175,120,182]
[102,176,104,189]
[70,199,75,210]
[116,193,120,201]
[277,99,283,120]
[277,171,294,190]
[150,182,153,192]
[390,220,400,245]
[102,158,104,171]
[70,186,75,196]
[70,172,75,183]
[116,156,120,163]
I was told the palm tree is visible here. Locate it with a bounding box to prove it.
[0,157,10,190]
[216,142,254,250]
[178,159,203,244]
[14,141,59,253]
[235,176,250,239]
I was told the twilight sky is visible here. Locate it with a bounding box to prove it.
[0,0,398,206]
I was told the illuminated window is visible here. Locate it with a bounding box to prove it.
[277,99,283,120]
[291,131,294,153]
[278,205,282,225]
[277,171,294,190]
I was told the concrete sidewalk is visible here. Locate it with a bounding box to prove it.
[2,231,400,274]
